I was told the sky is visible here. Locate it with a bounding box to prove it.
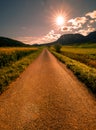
[0,0,96,44]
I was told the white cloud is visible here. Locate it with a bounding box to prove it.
[61,26,72,32]
[17,10,96,44]
[78,27,95,36]
[44,30,61,42]
[17,36,43,44]
[87,25,92,28]
[17,30,61,44]
[90,20,95,23]
[68,17,87,26]
[87,27,95,33]
[86,10,96,19]
[62,11,96,36]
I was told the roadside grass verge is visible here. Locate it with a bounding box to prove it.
[0,47,38,68]
[51,50,96,94]
[61,51,96,69]
[0,49,42,94]
[61,46,96,68]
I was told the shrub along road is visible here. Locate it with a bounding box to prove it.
[0,49,96,130]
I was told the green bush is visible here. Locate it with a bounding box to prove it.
[54,44,62,53]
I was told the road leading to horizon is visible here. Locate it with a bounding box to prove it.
[0,49,96,130]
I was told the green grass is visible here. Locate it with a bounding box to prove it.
[61,46,96,68]
[0,48,42,93]
[0,47,38,68]
[74,43,96,48]
[61,46,96,54]
[51,50,96,94]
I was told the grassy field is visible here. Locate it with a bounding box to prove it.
[0,47,42,93]
[0,47,38,68]
[61,45,96,68]
[50,44,96,94]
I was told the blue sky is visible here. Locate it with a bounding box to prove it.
[0,0,96,44]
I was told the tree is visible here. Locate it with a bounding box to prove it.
[54,44,62,53]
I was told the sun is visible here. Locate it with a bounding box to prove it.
[49,9,67,29]
[56,16,64,26]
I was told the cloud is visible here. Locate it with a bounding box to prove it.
[89,20,95,23]
[17,10,96,44]
[17,30,61,44]
[68,17,87,26]
[62,27,68,31]
[17,36,43,44]
[86,10,96,19]
[77,27,95,36]
[61,26,72,32]
[44,30,61,42]
[64,11,96,36]
[67,17,88,33]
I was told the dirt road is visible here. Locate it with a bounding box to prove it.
[0,49,96,130]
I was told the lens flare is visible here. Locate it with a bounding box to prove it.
[48,8,69,30]
[56,16,64,26]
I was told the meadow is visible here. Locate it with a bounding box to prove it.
[50,44,96,94]
[0,47,42,93]
[0,47,38,68]
[61,45,96,68]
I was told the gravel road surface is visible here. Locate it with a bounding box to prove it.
[0,49,96,130]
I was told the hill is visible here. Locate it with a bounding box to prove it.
[0,37,28,47]
[46,31,96,46]
[86,31,96,43]
[1,31,96,47]
[57,33,85,45]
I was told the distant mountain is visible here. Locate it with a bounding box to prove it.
[57,33,85,45]
[0,37,28,47]
[1,31,96,47]
[86,31,96,43]
[47,31,96,46]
